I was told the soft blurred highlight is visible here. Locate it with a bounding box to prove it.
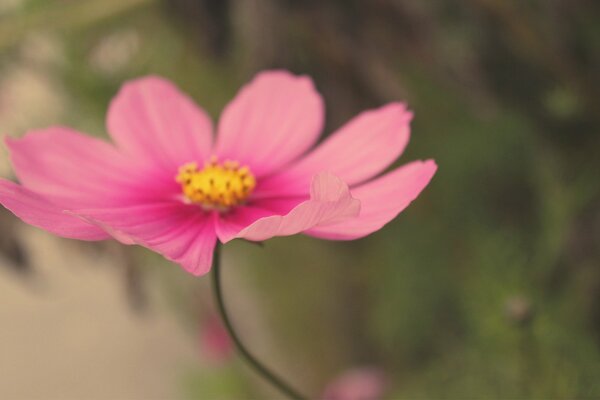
[1,0,599,399]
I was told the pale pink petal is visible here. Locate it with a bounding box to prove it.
[6,127,175,208]
[72,204,217,275]
[257,103,412,196]
[215,196,304,243]
[107,76,213,171]
[0,178,109,240]
[215,205,275,243]
[228,172,360,242]
[215,70,324,177]
[307,160,437,240]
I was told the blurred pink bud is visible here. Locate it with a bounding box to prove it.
[322,367,388,400]
[200,314,233,364]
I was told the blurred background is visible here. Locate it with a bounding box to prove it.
[1,0,599,398]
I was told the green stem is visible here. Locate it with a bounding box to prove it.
[211,244,307,400]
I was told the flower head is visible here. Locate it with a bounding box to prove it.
[0,70,437,275]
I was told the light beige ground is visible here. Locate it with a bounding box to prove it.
[0,226,198,400]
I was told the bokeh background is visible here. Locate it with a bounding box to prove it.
[1,0,599,399]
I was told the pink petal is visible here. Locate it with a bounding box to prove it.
[6,127,173,208]
[257,103,412,196]
[215,205,276,243]
[307,160,437,240]
[215,70,324,177]
[228,172,360,242]
[107,76,213,171]
[0,178,109,240]
[72,203,217,276]
[215,196,304,243]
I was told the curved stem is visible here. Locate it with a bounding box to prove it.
[211,244,307,400]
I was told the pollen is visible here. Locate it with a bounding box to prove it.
[176,157,256,211]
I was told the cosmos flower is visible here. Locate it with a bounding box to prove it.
[0,70,436,275]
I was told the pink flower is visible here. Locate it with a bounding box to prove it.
[0,70,437,275]
[322,367,388,400]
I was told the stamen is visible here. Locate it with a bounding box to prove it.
[176,157,256,211]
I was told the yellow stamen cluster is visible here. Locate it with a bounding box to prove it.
[176,157,256,211]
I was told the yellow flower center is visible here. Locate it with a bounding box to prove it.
[176,157,256,211]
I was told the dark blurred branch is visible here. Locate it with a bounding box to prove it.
[165,0,232,58]
[467,0,600,121]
